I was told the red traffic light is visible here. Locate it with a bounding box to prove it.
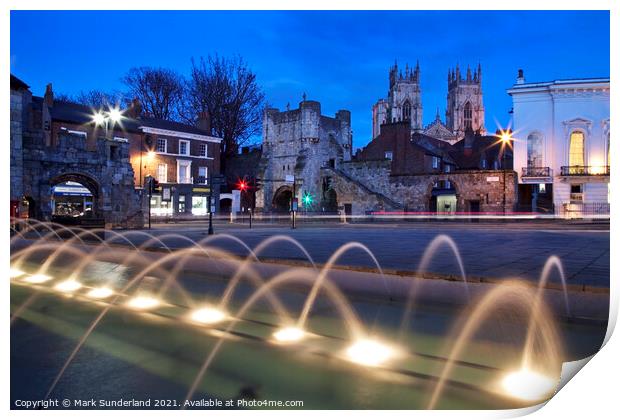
[238,181,247,191]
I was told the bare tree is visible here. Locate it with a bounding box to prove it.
[181,55,265,171]
[122,67,184,120]
[56,90,124,108]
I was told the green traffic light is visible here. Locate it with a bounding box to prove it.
[302,193,313,205]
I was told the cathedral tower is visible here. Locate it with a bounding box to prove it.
[446,63,485,138]
[372,61,423,138]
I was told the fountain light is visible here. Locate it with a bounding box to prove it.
[273,326,305,343]
[501,369,557,401]
[55,279,82,292]
[127,295,160,310]
[190,307,227,325]
[345,338,395,367]
[9,268,25,278]
[87,287,115,299]
[24,274,53,284]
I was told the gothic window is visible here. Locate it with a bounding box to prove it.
[569,131,585,167]
[402,100,411,121]
[527,133,543,168]
[463,102,473,129]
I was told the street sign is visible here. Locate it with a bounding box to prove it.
[292,199,298,212]
[162,187,171,201]
[285,175,295,183]
[486,176,500,182]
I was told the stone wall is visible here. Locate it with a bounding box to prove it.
[10,88,25,201]
[13,93,143,228]
[257,99,352,212]
[331,159,518,214]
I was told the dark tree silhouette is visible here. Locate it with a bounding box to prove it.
[181,55,265,172]
[122,66,184,120]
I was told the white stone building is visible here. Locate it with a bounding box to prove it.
[507,70,610,216]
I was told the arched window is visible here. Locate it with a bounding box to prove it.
[569,131,585,167]
[527,133,543,168]
[402,100,411,121]
[463,102,472,129]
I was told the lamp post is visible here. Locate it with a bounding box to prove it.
[498,131,512,215]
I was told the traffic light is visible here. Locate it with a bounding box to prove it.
[237,177,249,192]
[151,178,160,193]
[302,192,313,206]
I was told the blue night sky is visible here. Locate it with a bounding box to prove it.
[10,10,609,149]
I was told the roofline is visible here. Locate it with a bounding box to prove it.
[507,77,610,94]
[139,126,222,143]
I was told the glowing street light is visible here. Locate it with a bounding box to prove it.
[108,107,123,123]
[92,112,106,125]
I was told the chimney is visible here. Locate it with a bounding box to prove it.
[44,83,54,107]
[516,69,525,85]
[197,110,211,133]
[127,98,142,119]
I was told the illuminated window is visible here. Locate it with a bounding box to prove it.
[569,131,585,167]
[157,163,167,183]
[177,160,191,184]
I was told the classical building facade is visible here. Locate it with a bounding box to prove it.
[256,97,352,212]
[372,62,485,145]
[507,70,610,216]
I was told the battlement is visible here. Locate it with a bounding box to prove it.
[448,63,482,89]
[389,60,420,88]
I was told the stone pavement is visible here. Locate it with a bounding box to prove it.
[130,221,610,289]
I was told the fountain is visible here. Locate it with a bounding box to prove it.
[9,218,597,410]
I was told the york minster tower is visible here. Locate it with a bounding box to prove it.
[372,61,423,138]
[446,63,486,138]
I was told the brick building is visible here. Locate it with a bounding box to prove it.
[126,105,222,217]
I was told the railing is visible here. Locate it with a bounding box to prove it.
[560,166,610,176]
[521,167,552,177]
[195,176,208,185]
[559,202,610,219]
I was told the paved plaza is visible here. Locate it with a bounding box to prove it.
[133,220,610,289]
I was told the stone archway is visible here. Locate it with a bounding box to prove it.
[272,185,293,213]
[50,172,100,217]
[426,177,459,213]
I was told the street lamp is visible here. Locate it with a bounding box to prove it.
[92,106,124,138]
[496,129,513,215]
